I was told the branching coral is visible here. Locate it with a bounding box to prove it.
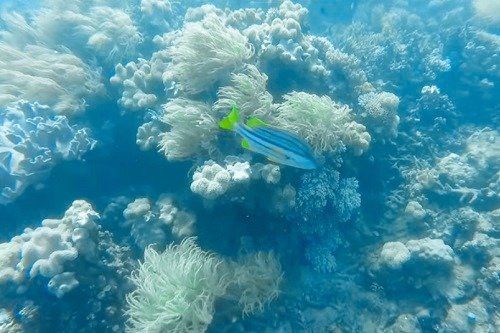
[275,92,371,155]
[295,168,361,272]
[165,14,254,94]
[332,7,451,87]
[358,91,400,138]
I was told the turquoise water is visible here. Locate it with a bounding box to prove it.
[0,1,498,332]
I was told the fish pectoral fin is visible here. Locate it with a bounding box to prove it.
[265,147,287,164]
[266,156,280,164]
[241,139,251,150]
[246,117,267,128]
[272,147,286,159]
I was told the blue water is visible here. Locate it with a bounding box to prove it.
[0,0,498,332]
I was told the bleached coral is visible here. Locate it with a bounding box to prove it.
[436,129,498,203]
[136,120,163,151]
[333,7,451,86]
[400,128,499,204]
[158,98,218,160]
[275,92,371,155]
[123,198,165,249]
[190,159,282,200]
[409,85,456,124]
[165,14,253,94]
[110,32,175,112]
[226,161,252,183]
[0,308,22,333]
[404,201,427,221]
[0,101,96,205]
[243,1,331,84]
[0,200,99,296]
[16,227,78,279]
[123,195,197,248]
[190,161,232,200]
[111,60,160,111]
[140,0,172,16]
[376,238,455,274]
[0,43,103,114]
[0,242,22,284]
[358,91,400,137]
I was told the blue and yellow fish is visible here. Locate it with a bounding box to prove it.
[219,106,318,170]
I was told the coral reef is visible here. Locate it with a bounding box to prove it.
[0,101,96,205]
[0,0,498,332]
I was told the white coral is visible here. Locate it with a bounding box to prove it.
[379,241,411,270]
[136,121,162,151]
[230,251,282,315]
[158,98,218,160]
[213,64,274,121]
[190,161,231,200]
[0,43,103,115]
[0,101,96,205]
[0,200,99,290]
[406,238,455,266]
[227,161,252,183]
[165,15,253,94]
[275,92,371,155]
[110,60,159,111]
[358,91,400,137]
[157,195,196,239]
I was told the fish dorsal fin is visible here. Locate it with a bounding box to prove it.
[241,139,251,150]
[246,117,267,128]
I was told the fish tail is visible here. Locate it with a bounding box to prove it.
[219,105,240,130]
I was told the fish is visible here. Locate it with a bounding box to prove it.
[219,106,318,170]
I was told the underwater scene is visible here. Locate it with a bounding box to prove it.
[0,0,499,332]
